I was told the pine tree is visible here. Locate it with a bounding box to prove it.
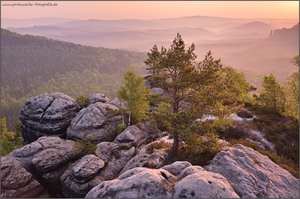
[284,56,299,119]
[0,118,22,156]
[259,74,285,113]
[118,71,150,125]
[284,72,299,119]
[146,34,222,155]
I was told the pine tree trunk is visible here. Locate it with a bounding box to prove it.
[128,113,131,126]
[171,133,179,156]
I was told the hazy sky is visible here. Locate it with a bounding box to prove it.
[1,1,299,20]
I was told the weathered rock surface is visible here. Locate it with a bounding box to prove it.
[120,140,170,174]
[114,122,161,147]
[162,161,192,176]
[7,137,79,197]
[86,164,239,198]
[60,155,105,198]
[1,156,49,198]
[205,144,299,198]
[67,102,123,143]
[86,167,174,198]
[88,93,110,104]
[106,98,126,110]
[174,166,239,198]
[19,92,80,144]
[95,142,136,181]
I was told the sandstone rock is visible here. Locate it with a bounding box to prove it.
[95,142,136,180]
[19,92,80,144]
[9,137,78,197]
[205,144,299,198]
[67,102,123,143]
[11,137,77,171]
[60,155,105,197]
[174,165,239,198]
[88,93,110,104]
[114,125,147,144]
[1,156,49,198]
[106,98,126,109]
[114,122,161,147]
[162,161,192,176]
[120,141,170,174]
[85,167,174,198]
[86,165,239,198]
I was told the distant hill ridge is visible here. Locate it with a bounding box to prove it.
[269,23,299,40]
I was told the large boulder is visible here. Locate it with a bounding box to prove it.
[86,164,239,198]
[85,167,174,198]
[9,136,79,197]
[174,165,239,198]
[1,156,49,198]
[67,102,123,143]
[205,144,299,198]
[19,92,80,144]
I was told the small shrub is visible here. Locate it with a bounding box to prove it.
[116,123,127,134]
[72,138,97,156]
[253,158,260,164]
[76,96,89,109]
[147,141,171,154]
[112,150,121,159]
[181,132,222,166]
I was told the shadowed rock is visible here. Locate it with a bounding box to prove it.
[60,155,105,198]
[19,92,80,144]
[1,156,49,198]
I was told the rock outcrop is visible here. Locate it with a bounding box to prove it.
[67,101,123,143]
[60,154,104,198]
[174,165,240,198]
[205,144,299,198]
[19,92,80,144]
[88,93,110,104]
[8,136,79,197]
[86,163,239,198]
[94,142,136,181]
[120,140,169,174]
[1,156,49,198]
[5,92,298,198]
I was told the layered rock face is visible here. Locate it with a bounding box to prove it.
[205,144,299,198]
[1,121,162,198]
[19,92,80,144]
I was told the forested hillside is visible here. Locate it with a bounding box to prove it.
[1,29,147,129]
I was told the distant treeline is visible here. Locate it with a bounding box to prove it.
[1,29,147,129]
